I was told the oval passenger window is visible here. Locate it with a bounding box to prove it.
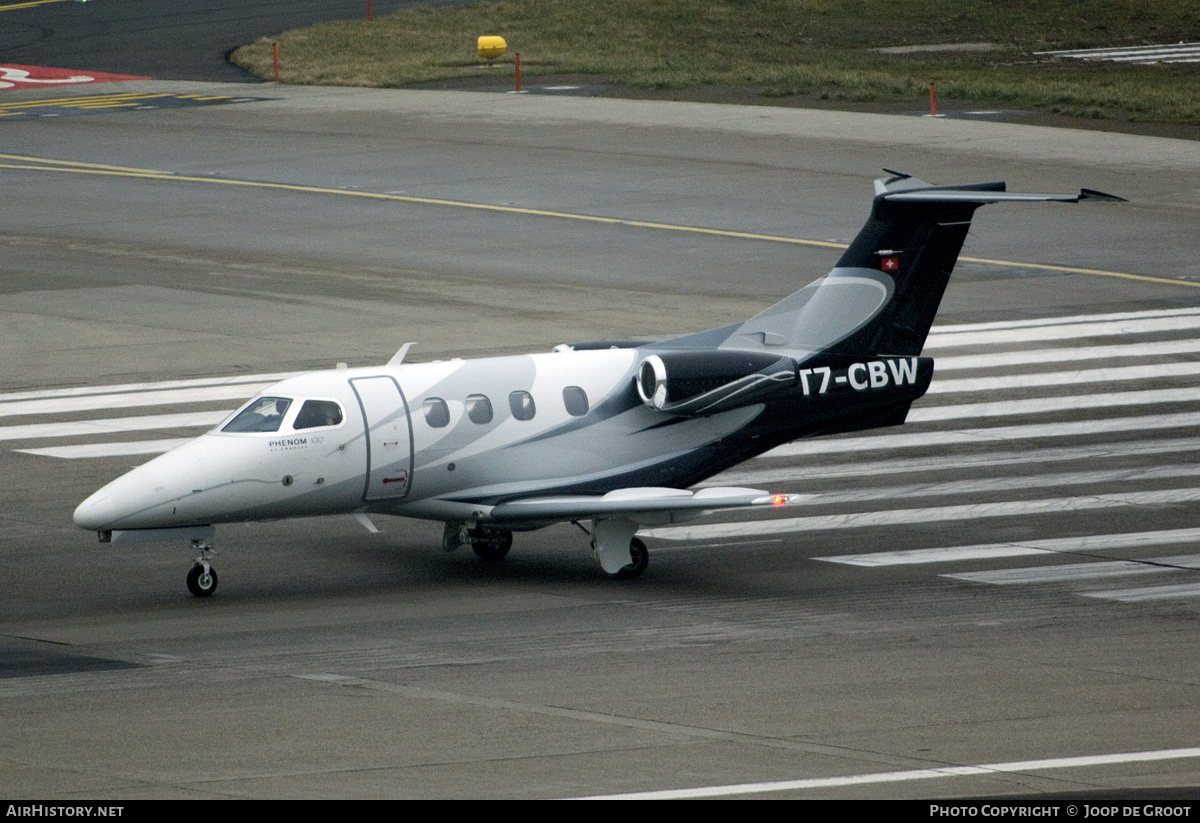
[466,394,493,424]
[423,398,450,428]
[509,391,536,421]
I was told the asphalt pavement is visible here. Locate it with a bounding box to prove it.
[0,0,480,81]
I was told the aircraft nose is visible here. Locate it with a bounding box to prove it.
[73,489,120,531]
[73,443,213,531]
[72,460,167,531]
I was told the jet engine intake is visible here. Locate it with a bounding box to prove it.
[636,350,796,416]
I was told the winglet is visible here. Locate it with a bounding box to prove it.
[387,342,417,367]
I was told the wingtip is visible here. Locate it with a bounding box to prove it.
[1079,188,1127,203]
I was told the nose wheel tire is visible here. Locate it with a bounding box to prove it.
[615,537,649,579]
[469,527,513,561]
[186,563,218,597]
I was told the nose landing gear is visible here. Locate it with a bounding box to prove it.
[187,539,218,597]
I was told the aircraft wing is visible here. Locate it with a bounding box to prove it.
[488,486,804,525]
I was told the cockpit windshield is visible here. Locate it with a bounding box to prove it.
[222,397,292,433]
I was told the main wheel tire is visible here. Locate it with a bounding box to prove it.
[186,564,218,597]
[469,528,513,561]
[615,537,649,579]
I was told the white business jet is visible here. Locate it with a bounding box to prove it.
[74,172,1120,596]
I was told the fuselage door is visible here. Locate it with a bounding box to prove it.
[350,376,413,501]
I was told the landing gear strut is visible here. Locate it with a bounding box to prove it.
[187,539,218,597]
[591,517,649,579]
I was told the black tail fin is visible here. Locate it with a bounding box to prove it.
[713,173,1122,360]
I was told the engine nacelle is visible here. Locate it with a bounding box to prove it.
[636,350,796,416]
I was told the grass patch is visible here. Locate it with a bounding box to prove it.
[230,0,1200,124]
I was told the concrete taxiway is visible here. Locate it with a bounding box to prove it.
[2,81,1200,798]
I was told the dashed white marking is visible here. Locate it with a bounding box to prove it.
[578,746,1200,799]
[1036,43,1200,65]
[912,387,1200,421]
[16,439,191,458]
[724,437,1200,484]
[765,412,1200,457]
[0,372,295,403]
[817,528,1200,567]
[929,362,1200,394]
[0,384,268,418]
[643,488,1200,541]
[822,545,1053,566]
[928,306,1200,335]
[935,339,1200,371]
[945,554,1200,585]
[782,463,1200,507]
[1081,583,1200,602]
[0,411,227,441]
[924,314,1200,349]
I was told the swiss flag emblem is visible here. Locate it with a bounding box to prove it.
[881,256,899,272]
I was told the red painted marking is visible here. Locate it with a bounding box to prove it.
[881,256,899,272]
[0,65,151,91]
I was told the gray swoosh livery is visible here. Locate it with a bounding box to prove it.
[74,173,1121,596]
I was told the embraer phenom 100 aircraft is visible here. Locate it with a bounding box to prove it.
[75,172,1121,596]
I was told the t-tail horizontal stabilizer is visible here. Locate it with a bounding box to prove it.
[719,173,1123,360]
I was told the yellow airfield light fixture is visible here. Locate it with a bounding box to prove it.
[477,36,507,61]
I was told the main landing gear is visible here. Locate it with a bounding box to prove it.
[443,522,513,560]
[616,537,649,580]
[467,526,513,561]
[187,539,218,597]
[589,517,649,580]
[444,518,649,579]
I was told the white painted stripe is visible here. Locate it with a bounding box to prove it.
[935,339,1200,371]
[945,555,1200,585]
[911,387,1200,422]
[16,439,191,458]
[928,362,1200,394]
[924,315,1200,349]
[1081,583,1200,602]
[0,384,268,418]
[642,488,1200,541]
[579,746,1200,799]
[1037,44,1200,57]
[0,372,297,403]
[788,464,1200,507]
[0,411,228,441]
[726,437,1200,484]
[822,545,1054,566]
[931,306,1200,334]
[764,411,1200,457]
[817,528,1200,567]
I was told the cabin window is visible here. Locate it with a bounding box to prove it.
[293,399,344,430]
[423,398,450,428]
[222,397,292,433]
[562,386,589,417]
[509,390,536,421]
[466,394,493,424]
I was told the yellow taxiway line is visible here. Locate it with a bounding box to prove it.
[2,151,1191,289]
[0,0,77,11]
